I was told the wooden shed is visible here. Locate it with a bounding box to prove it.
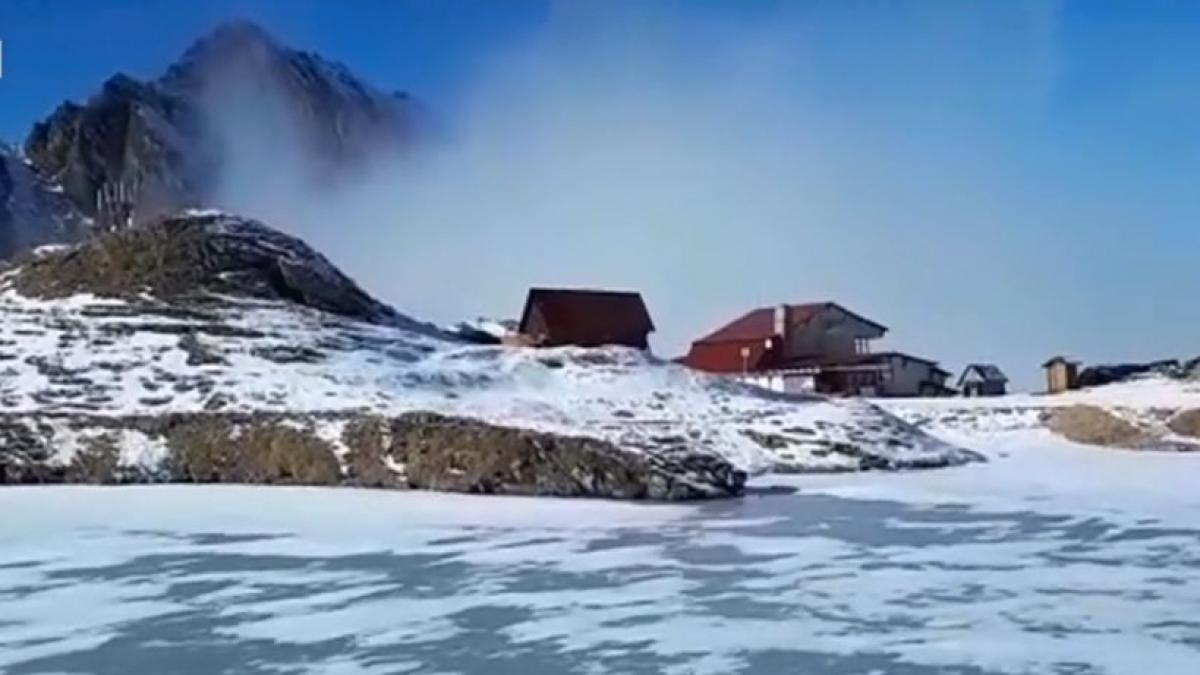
[517,288,654,349]
[1042,356,1080,394]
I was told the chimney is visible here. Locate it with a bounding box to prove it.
[773,304,787,341]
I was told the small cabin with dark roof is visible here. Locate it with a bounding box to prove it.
[958,363,1008,397]
[516,288,654,349]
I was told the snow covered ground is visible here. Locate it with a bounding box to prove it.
[0,282,972,475]
[4,421,1200,675]
[877,377,1200,432]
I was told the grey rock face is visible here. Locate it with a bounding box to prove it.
[0,411,746,500]
[15,20,418,248]
[0,147,89,258]
[384,412,745,499]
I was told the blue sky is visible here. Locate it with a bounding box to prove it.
[1,1,1199,389]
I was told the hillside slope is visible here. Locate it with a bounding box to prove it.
[0,213,978,497]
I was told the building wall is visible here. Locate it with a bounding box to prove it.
[522,303,649,349]
[1045,363,1077,394]
[962,379,1006,396]
[981,381,1006,395]
[817,368,883,396]
[523,305,549,344]
[879,356,938,397]
[784,307,882,360]
[743,372,815,395]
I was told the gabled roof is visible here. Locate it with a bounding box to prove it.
[871,351,939,367]
[1042,355,1079,368]
[958,363,1008,386]
[694,302,887,345]
[518,287,654,344]
[870,352,953,378]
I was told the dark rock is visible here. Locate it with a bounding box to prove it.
[250,344,326,364]
[1166,409,1200,439]
[1044,405,1150,447]
[0,146,90,258]
[1076,360,1181,388]
[68,434,122,484]
[341,416,403,488]
[20,20,418,236]
[742,429,791,450]
[445,323,503,345]
[165,417,342,485]
[0,410,745,500]
[10,212,422,327]
[179,332,228,366]
[386,412,743,500]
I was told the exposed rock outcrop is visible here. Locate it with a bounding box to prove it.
[385,412,744,499]
[1043,404,1200,452]
[0,146,89,258]
[10,212,406,326]
[1166,408,1200,439]
[1044,405,1150,448]
[0,412,746,500]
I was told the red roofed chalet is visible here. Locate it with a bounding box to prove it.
[683,302,951,396]
[516,288,655,349]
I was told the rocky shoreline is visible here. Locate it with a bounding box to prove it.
[0,410,747,500]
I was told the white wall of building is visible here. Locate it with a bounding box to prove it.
[878,355,946,397]
[742,372,815,395]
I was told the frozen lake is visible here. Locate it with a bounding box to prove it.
[3,431,1200,674]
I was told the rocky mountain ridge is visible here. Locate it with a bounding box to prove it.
[11,211,409,327]
[0,146,90,259]
[2,20,418,258]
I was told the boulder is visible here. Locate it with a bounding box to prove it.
[375,412,745,500]
[1166,409,1200,439]
[1044,405,1150,448]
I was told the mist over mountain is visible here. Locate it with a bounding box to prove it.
[2,20,419,257]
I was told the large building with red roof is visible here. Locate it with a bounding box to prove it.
[682,302,950,396]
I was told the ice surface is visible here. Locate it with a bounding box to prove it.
[4,433,1200,675]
